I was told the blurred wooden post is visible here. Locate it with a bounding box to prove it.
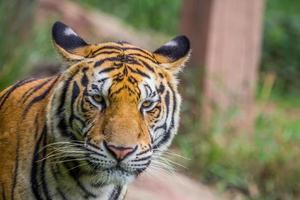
[180,0,213,69]
[181,0,265,134]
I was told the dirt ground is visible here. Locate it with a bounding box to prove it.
[127,171,223,200]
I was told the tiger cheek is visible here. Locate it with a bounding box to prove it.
[87,115,105,145]
[138,119,151,147]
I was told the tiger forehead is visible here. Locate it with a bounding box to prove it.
[90,42,157,61]
[89,44,160,78]
[92,61,157,98]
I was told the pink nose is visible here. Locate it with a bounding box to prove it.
[105,143,136,160]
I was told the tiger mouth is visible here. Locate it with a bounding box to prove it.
[87,158,149,174]
[105,167,135,175]
[100,165,145,176]
[103,167,140,185]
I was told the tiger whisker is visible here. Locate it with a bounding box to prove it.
[38,142,83,153]
[150,160,175,175]
[146,163,175,177]
[48,158,89,164]
[153,155,187,169]
[154,149,190,160]
[37,151,87,162]
[67,162,89,171]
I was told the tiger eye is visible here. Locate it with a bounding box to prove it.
[142,100,153,109]
[92,94,104,104]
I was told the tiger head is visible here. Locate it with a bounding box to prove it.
[48,21,190,185]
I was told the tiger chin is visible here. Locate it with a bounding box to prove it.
[0,21,190,200]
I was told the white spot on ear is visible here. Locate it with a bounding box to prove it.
[164,40,178,47]
[64,27,77,36]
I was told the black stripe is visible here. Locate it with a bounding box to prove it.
[11,125,21,199]
[129,53,158,65]
[144,84,153,97]
[154,84,177,149]
[108,85,125,98]
[128,67,150,79]
[90,46,121,56]
[57,76,73,114]
[80,90,89,113]
[133,155,152,162]
[94,57,121,68]
[31,126,48,200]
[153,91,170,149]
[22,87,37,102]
[1,183,7,200]
[108,84,140,99]
[169,84,177,130]
[98,66,117,74]
[136,148,152,156]
[57,117,75,140]
[56,70,80,140]
[40,127,52,200]
[94,56,139,68]
[108,186,122,200]
[69,81,80,126]
[22,78,52,103]
[69,82,85,137]
[157,83,165,94]
[0,78,37,110]
[94,50,120,55]
[57,188,69,200]
[138,59,156,72]
[63,162,97,198]
[122,47,153,58]
[23,76,60,116]
[81,68,89,87]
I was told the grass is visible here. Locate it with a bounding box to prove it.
[176,69,300,199]
[176,104,300,199]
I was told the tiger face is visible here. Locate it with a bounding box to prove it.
[48,22,190,186]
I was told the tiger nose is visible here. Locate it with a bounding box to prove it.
[105,142,137,160]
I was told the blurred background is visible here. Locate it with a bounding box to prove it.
[1,0,299,199]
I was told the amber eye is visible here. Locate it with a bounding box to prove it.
[142,100,153,108]
[92,94,103,103]
[141,100,156,111]
[89,94,106,109]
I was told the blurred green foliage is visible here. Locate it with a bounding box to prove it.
[262,0,300,94]
[178,67,300,199]
[76,0,182,35]
[0,0,36,89]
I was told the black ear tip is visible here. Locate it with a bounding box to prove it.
[53,21,66,28]
[51,21,87,50]
[52,21,67,37]
[154,35,190,61]
[173,35,190,53]
[174,35,190,44]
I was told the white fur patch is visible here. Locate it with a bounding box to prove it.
[64,27,77,36]
[164,40,178,47]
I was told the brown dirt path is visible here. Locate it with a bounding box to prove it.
[127,171,223,200]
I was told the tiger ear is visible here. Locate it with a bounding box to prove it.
[52,21,91,62]
[153,35,191,74]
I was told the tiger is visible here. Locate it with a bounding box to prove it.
[0,21,190,200]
